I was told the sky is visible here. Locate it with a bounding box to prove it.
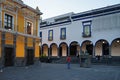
[23,0,120,19]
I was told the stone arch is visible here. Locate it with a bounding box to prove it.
[111,38,120,56]
[69,41,80,56]
[50,43,58,57]
[95,39,109,56]
[59,42,68,57]
[81,40,93,55]
[42,44,49,56]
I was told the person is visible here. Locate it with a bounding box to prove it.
[66,56,71,69]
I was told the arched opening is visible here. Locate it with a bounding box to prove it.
[50,43,58,57]
[59,42,68,57]
[95,39,109,56]
[81,40,93,55]
[69,41,79,56]
[42,44,49,56]
[111,38,120,56]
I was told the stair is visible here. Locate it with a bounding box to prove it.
[51,56,80,64]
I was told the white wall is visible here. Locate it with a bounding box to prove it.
[41,12,120,46]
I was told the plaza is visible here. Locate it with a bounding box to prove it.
[0,63,120,80]
[0,1,120,80]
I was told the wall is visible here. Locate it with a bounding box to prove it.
[41,11,120,57]
[16,35,25,57]
[0,0,41,66]
[41,12,120,45]
[111,42,120,56]
[0,32,1,58]
[35,38,40,58]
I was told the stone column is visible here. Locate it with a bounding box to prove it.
[68,47,70,56]
[92,45,95,58]
[48,48,50,58]
[33,38,35,59]
[40,46,42,56]
[109,45,111,57]
[79,46,82,55]
[1,32,5,68]
[34,38,40,65]
[108,45,112,64]
[24,37,27,66]
[13,34,17,66]
[57,47,60,58]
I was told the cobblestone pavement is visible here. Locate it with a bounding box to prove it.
[0,63,120,80]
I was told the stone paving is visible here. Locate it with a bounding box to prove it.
[0,63,120,80]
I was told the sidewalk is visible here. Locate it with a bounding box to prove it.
[0,63,120,80]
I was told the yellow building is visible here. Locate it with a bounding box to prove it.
[0,0,42,67]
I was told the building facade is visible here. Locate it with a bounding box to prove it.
[40,4,120,63]
[0,0,42,67]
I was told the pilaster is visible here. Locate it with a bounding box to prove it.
[0,32,5,68]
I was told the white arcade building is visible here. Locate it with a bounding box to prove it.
[40,4,120,63]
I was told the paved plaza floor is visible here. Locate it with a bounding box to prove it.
[0,63,120,80]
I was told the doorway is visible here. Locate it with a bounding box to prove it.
[86,44,93,55]
[4,47,14,66]
[26,49,34,65]
[59,46,62,57]
[70,45,77,56]
[102,43,109,55]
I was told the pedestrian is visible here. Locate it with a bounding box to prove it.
[66,56,71,69]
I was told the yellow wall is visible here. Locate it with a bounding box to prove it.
[0,0,41,59]
[35,43,39,57]
[0,32,1,58]
[2,11,17,29]
[27,37,33,47]
[35,39,40,57]
[35,19,38,36]
[16,35,25,57]
[17,14,24,33]
[5,32,13,45]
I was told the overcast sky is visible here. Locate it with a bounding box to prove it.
[23,0,120,19]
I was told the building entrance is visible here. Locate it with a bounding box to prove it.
[26,49,34,65]
[4,47,14,66]
[102,43,109,55]
[86,44,93,55]
[70,45,77,56]
[59,46,62,57]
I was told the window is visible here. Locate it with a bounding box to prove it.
[48,30,53,41]
[55,16,70,22]
[60,28,66,39]
[82,21,92,37]
[27,22,32,35]
[40,32,42,38]
[4,14,13,30]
